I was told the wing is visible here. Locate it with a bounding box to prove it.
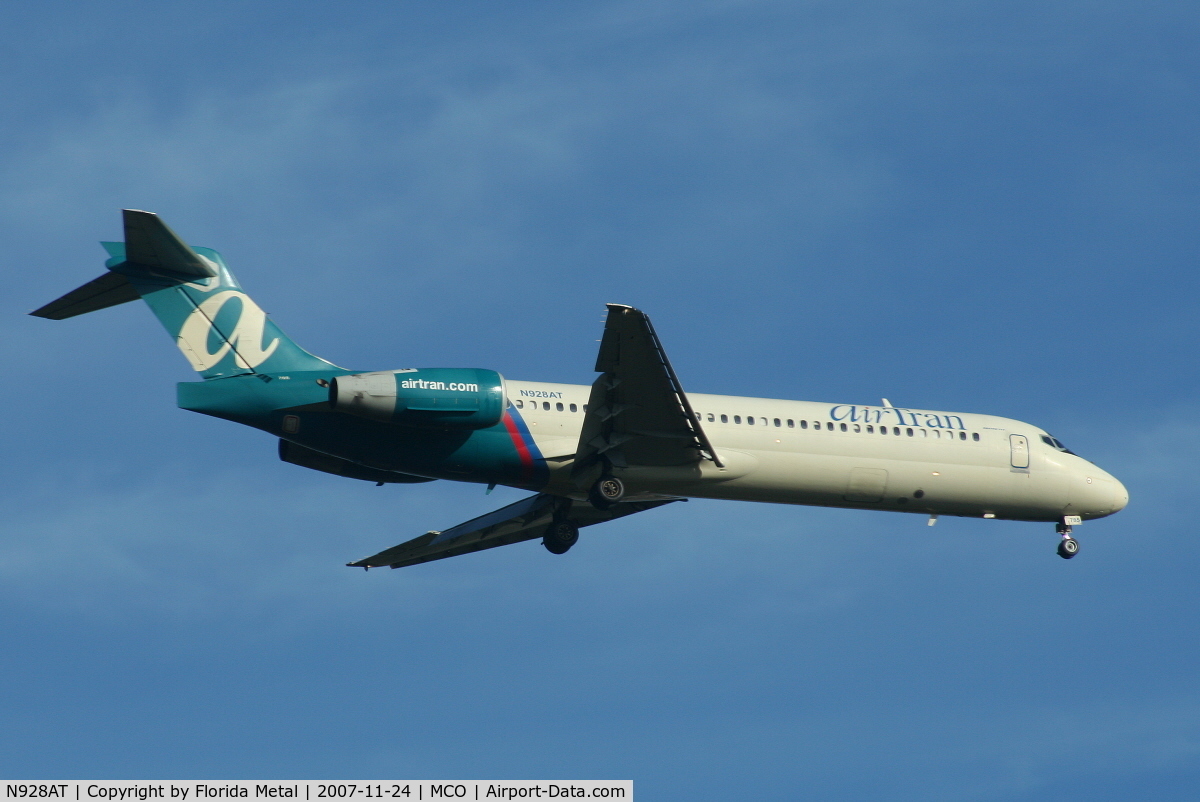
[348,493,677,569]
[573,304,721,484]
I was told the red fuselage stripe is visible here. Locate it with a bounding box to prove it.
[502,412,534,482]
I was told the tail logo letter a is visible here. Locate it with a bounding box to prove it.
[176,290,280,372]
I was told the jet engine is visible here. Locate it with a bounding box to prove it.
[329,368,505,430]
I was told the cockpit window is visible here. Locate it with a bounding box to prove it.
[1041,434,1076,455]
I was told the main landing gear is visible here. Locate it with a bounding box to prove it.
[543,520,579,555]
[589,476,626,510]
[1056,521,1079,560]
[547,476,624,553]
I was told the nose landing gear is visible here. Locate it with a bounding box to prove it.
[1056,521,1079,559]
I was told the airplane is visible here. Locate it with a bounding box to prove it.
[32,210,1128,568]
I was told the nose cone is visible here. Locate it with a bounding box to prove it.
[1112,478,1129,513]
[1078,468,1127,519]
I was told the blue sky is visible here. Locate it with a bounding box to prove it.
[3,1,1199,798]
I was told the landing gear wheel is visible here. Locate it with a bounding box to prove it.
[1057,537,1079,559]
[589,476,626,510]
[543,520,579,555]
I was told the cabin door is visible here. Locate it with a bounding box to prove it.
[1010,434,1030,469]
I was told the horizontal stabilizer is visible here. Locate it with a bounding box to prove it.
[122,209,217,278]
[349,493,677,569]
[31,209,216,320]
[30,271,141,320]
[33,209,338,378]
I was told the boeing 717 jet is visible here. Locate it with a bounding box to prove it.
[33,211,1128,567]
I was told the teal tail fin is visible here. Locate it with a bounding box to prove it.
[32,210,336,379]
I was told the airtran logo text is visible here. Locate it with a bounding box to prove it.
[401,378,479,392]
[176,290,280,372]
[830,405,966,429]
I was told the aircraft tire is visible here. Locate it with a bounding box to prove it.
[543,520,579,555]
[1057,537,1079,559]
[590,476,626,510]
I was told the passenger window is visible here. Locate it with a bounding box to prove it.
[734,415,741,424]
[853,424,861,433]
[881,426,888,435]
[570,403,577,412]
[721,414,728,423]
[866,425,874,433]
[582,404,588,412]
[894,427,901,436]
[787,419,794,428]
[747,416,754,425]
[543,402,550,410]
[556,402,563,411]
[800,420,808,429]
[773,418,781,427]
[707,413,715,422]
[516,400,524,408]
[973,432,980,441]
[906,428,913,436]
[840,423,847,432]
[919,428,927,437]
[959,431,966,440]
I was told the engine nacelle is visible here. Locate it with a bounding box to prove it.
[329,368,505,430]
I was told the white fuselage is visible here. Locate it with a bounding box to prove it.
[507,380,1128,524]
